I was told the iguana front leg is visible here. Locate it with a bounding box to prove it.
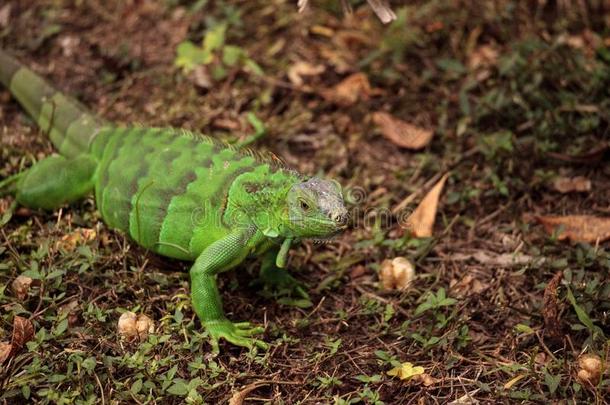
[190,228,268,352]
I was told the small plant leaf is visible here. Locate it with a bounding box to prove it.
[387,362,425,381]
[566,287,604,337]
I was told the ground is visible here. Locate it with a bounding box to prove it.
[0,0,609,404]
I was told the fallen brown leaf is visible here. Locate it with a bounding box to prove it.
[542,271,563,342]
[191,65,212,89]
[56,228,97,251]
[0,342,11,364]
[10,316,34,352]
[425,21,444,33]
[0,317,35,365]
[558,30,603,58]
[450,274,487,297]
[298,0,395,23]
[349,265,366,280]
[414,373,438,387]
[366,0,397,24]
[297,0,308,13]
[468,44,499,70]
[321,73,370,106]
[534,215,610,243]
[551,176,591,193]
[404,173,449,237]
[534,352,547,366]
[0,4,11,29]
[449,251,544,267]
[287,61,325,87]
[372,112,434,150]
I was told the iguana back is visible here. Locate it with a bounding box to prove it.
[90,127,283,260]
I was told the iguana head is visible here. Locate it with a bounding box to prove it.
[284,177,349,239]
[229,171,348,240]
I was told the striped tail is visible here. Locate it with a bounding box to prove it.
[0,49,106,157]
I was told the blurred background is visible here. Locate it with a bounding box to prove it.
[0,0,609,403]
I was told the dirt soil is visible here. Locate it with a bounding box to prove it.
[1,0,609,404]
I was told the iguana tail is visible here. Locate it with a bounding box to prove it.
[0,49,105,157]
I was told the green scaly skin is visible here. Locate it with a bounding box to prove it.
[0,49,348,352]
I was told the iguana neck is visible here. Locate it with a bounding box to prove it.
[225,165,303,238]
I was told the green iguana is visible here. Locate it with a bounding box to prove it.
[0,49,348,351]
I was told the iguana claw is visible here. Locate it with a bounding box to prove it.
[205,319,268,353]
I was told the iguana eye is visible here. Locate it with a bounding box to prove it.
[300,199,310,211]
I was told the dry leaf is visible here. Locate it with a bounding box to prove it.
[12,275,33,301]
[287,61,325,87]
[321,73,370,106]
[558,30,603,58]
[468,45,499,70]
[372,112,434,150]
[59,35,80,57]
[379,257,415,290]
[0,317,35,364]
[449,274,487,297]
[56,228,97,251]
[11,316,34,351]
[0,342,12,364]
[413,373,438,387]
[191,65,212,89]
[297,0,395,23]
[534,215,610,243]
[449,251,543,267]
[366,0,397,23]
[405,173,449,237]
[297,0,308,13]
[534,352,547,366]
[542,271,563,342]
[551,176,591,193]
[349,265,366,280]
[425,21,444,33]
[229,382,268,405]
[0,4,11,28]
